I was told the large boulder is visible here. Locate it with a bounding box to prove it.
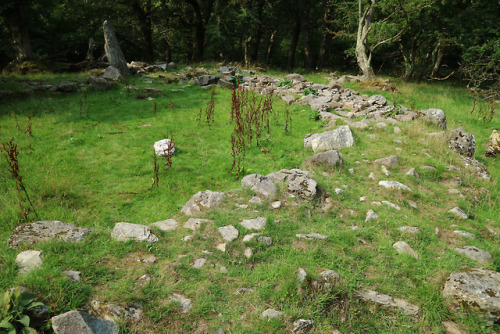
[448,127,476,157]
[443,268,500,324]
[241,174,278,198]
[267,169,317,198]
[103,20,129,78]
[310,125,355,153]
[8,221,93,248]
[111,223,158,243]
[420,108,447,129]
[51,310,120,334]
[181,190,225,216]
[303,150,342,170]
[485,129,500,157]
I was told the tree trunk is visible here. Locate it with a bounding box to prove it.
[301,1,314,70]
[186,0,214,62]
[356,0,376,81]
[86,38,95,62]
[5,0,33,61]
[131,0,153,63]
[431,42,444,77]
[266,30,277,65]
[317,4,331,70]
[287,11,301,70]
[250,0,265,62]
[103,20,129,77]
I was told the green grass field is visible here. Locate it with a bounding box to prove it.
[0,68,498,333]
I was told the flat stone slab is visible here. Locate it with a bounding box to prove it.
[16,250,43,274]
[260,308,283,320]
[455,246,492,264]
[448,207,468,220]
[296,232,328,240]
[241,174,278,198]
[240,217,266,230]
[453,230,476,239]
[357,290,420,318]
[443,268,500,324]
[218,225,239,242]
[8,221,93,248]
[378,180,412,192]
[267,169,317,198]
[151,219,178,231]
[393,241,418,259]
[374,155,399,167]
[184,218,210,231]
[111,223,158,243]
[51,310,119,334]
[181,190,225,216]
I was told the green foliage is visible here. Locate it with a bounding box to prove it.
[0,288,43,334]
[308,109,320,121]
[303,87,318,96]
[276,78,293,89]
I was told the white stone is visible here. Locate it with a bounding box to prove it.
[398,226,420,234]
[216,243,226,252]
[393,241,418,259]
[243,233,260,242]
[151,219,178,231]
[453,230,476,239]
[379,180,412,192]
[16,250,43,274]
[365,210,378,222]
[448,207,468,220]
[191,258,207,269]
[260,308,283,320]
[382,201,400,211]
[240,217,266,230]
[271,201,282,209]
[218,225,239,242]
[169,293,193,313]
[111,223,158,243]
[154,138,175,156]
[244,247,253,258]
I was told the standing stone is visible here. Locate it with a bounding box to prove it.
[448,127,476,157]
[51,310,119,334]
[103,20,129,78]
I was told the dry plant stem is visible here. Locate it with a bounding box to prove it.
[169,99,175,112]
[152,151,159,188]
[162,134,174,171]
[24,115,32,137]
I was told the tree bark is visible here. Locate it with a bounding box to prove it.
[356,0,376,81]
[5,0,33,61]
[431,42,444,77]
[301,1,314,70]
[265,30,277,65]
[287,10,301,70]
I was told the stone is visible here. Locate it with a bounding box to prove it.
[218,225,239,242]
[244,247,253,258]
[364,210,378,223]
[292,319,314,333]
[220,266,228,273]
[271,201,281,209]
[420,108,447,129]
[455,246,492,264]
[448,207,468,220]
[281,95,296,105]
[398,226,420,234]
[442,321,467,334]
[54,81,79,92]
[313,270,342,290]
[241,174,278,198]
[286,73,307,82]
[191,258,207,269]
[182,235,193,242]
[64,270,81,282]
[448,127,476,157]
[394,126,401,134]
[443,268,500,324]
[184,218,209,231]
[357,290,420,318]
[310,125,355,152]
[296,232,328,240]
[348,168,355,174]
[258,236,273,246]
[167,62,177,69]
[102,66,122,81]
[267,169,317,198]
[461,156,492,181]
[453,230,476,239]
[368,94,387,106]
[111,223,158,243]
[195,75,219,86]
[8,221,93,248]
[16,250,43,274]
[381,165,390,176]
[169,293,193,313]
[405,168,420,178]
[154,138,175,156]
[103,20,129,78]
[181,190,225,216]
[260,308,283,320]
[368,172,376,180]
[304,133,321,148]
[249,196,263,204]
[51,310,120,334]
[91,300,143,323]
[303,150,342,169]
[485,129,500,157]
[298,268,307,283]
[240,217,266,230]
[382,201,400,211]
[378,180,412,192]
[88,77,116,91]
[151,219,178,231]
[393,241,418,259]
[216,243,226,252]
[374,155,399,168]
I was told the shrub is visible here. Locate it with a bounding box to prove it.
[0,288,45,334]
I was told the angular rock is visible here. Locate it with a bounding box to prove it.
[379,180,412,192]
[393,241,418,259]
[303,150,342,169]
[303,133,321,148]
[271,201,281,209]
[103,20,129,78]
[218,225,239,242]
[102,66,122,81]
[298,268,307,283]
[151,219,178,231]
[261,308,283,320]
[88,77,116,91]
[382,201,400,211]
[267,169,317,198]
[461,156,492,181]
[91,300,143,323]
[191,258,207,269]
[365,209,378,222]
[374,155,399,168]
[16,250,43,274]
[485,129,499,157]
[195,75,219,86]
[368,94,387,106]
[448,127,476,157]
[181,190,225,216]
[154,138,175,156]
[8,221,93,249]
[296,232,328,240]
[243,233,259,242]
[51,310,120,334]
[64,270,81,282]
[258,236,273,246]
[420,108,447,129]
[240,217,266,230]
[292,319,314,333]
[281,95,296,105]
[453,230,476,239]
[448,207,468,220]
[184,218,209,231]
[286,73,307,82]
[405,168,420,178]
[241,174,278,198]
[169,293,193,313]
[313,270,341,291]
[442,321,467,334]
[357,290,420,318]
[443,268,500,324]
[310,125,355,152]
[455,246,492,264]
[244,247,253,258]
[111,223,158,243]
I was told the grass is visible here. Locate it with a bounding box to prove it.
[0,68,499,333]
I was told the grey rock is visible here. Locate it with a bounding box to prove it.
[453,230,476,239]
[103,20,129,78]
[281,95,296,105]
[442,321,467,334]
[64,270,81,282]
[382,201,400,211]
[310,125,355,152]
[448,207,468,220]
[296,232,328,240]
[448,127,476,157]
[365,209,378,222]
[218,225,239,242]
[195,75,219,86]
[485,129,499,157]
[167,62,177,69]
[151,219,178,231]
[184,218,210,231]
[292,319,314,333]
[169,293,193,313]
[102,66,122,81]
[181,190,225,216]
[420,108,447,129]
[54,81,79,92]
[267,169,317,198]
[378,180,412,192]
[88,77,116,91]
[303,150,342,169]
[313,270,342,290]
[249,196,263,204]
[240,217,266,230]
[271,201,281,209]
[191,258,207,269]
[243,233,259,242]
[393,241,418,259]
[111,223,158,243]
[398,226,420,234]
[368,94,387,106]
[241,174,278,198]
[16,250,43,274]
[8,221,93,248]
[303,133,321,148]
[461,156,492,181]
[91,300,143,323]
[258,236,273,246]
[374,155,399,168]
[244,247,253,258]
[455,246,492,264]
[154,138,175,156]
[405,168,420,178]
[51,310,120,334]
[357,290,420,318]
[286,73,307,82]
[298,268,307,283]
[260,308,283,320]
[443,268,500,324]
